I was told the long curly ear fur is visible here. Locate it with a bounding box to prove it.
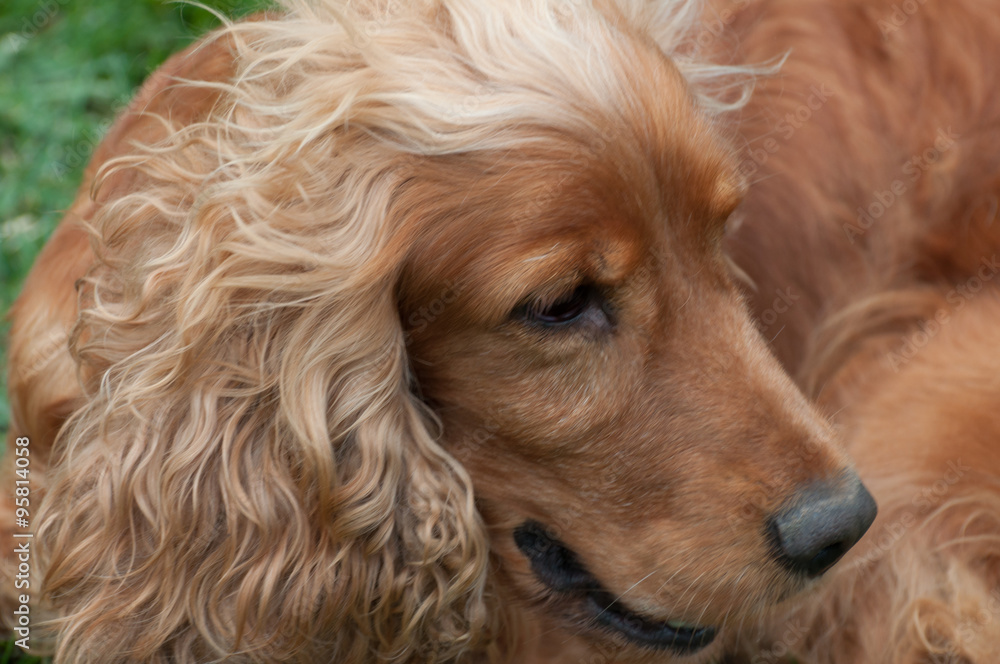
[36,8,503,664]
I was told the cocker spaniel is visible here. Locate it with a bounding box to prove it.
[2,1,876,662]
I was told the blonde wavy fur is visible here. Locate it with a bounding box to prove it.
[28,1,757,661]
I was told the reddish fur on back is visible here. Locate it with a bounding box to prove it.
[721,1,1000,661]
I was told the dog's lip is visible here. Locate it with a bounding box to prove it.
[584,588,718,652]
[513,521,718,653]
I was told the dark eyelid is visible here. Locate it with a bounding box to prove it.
[515,283,611,329]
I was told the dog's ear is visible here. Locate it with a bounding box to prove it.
[37,119,499,664]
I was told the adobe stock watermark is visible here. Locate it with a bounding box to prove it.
[405,279,468,336]
[693,0,753,48]
[11,437,34,652]
[48,90,135,179]
[851,458,970,569]
[844,127,959,244]
[884,255,999,372]
[555,0,588,18]
[344,0,399,48]
[750,616,810,664]
[928,586,1000,664]
[441,83,498,124]
[757,287,800,340]
[877,0,930,37]
[14,329,68,385]
[739,84,834,180]
[4,0,71,54]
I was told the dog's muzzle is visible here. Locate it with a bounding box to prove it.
[513,520,718,654]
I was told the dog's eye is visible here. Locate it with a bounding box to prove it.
[521,284,607,328]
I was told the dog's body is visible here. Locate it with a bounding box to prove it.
[722,1,1000,661]
[0,1,903,662]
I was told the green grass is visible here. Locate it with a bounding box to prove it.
[0,0,267,658]
[0,0,270,431]
[0,638,44,664]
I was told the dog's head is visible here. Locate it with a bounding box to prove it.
[386,1,876,659]
[44,1,874,662]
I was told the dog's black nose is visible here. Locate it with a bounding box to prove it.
[767,475,877,578]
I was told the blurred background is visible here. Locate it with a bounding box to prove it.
[0,0,269,442]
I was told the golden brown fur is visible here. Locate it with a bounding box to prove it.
[720,0,1000,661]
[3,1,875,662]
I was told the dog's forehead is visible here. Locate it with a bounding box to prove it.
[396,145,735,328]
[395,35,744,322]
[396,159,647,315]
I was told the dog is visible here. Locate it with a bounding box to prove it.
[2,1,877,662]
[719,0,1000,661]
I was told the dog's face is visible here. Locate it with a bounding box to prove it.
[397,44,875,660]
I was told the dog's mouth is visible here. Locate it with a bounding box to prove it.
[513,521,718,653]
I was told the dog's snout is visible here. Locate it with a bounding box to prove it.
[767,476,878,578]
